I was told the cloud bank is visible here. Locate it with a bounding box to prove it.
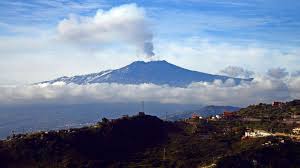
[0,76,299,107]
[220,66,254,78]
[57,3,155,57]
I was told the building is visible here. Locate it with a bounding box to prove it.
[192,113,202,119]
[122,115,129,119]
[223,111,237,119]
[292,114,300,119]
[292,127,300,135]
[244,129,272,138]
[209,115,221,121]
[272,101,285,107]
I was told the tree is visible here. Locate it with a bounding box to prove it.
[102,118,109,124]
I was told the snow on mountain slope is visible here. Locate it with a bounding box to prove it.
[40,60,252,87]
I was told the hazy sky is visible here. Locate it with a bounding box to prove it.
[1,0,300,84]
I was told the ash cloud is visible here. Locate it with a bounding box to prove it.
[57,3,155,58]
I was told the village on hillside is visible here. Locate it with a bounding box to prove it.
[1,100,300,167]
[184,100,300,141]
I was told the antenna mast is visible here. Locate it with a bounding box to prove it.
[165,112,168,121]
[163,147,166,161]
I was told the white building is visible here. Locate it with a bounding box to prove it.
[244,129,272,138]
[292,127,300,135]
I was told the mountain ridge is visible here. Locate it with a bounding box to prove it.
[168,105,241,121]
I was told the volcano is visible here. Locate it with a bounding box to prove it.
[40,60,252,87]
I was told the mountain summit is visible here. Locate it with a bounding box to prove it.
[40,60,252,87]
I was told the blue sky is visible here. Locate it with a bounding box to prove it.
[0,0,300,84]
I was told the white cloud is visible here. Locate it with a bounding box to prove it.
[57,3,155,57]
[288,77,300,98]
[267,67,289,79]
[220,66,254,78]
[0,76,299,107]
[0,0,107,25]
[156,38,300,74]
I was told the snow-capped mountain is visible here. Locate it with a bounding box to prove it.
[40,60,252,87]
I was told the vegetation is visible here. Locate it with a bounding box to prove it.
[238,100,300,119]
[0,114,167,168]
[217,138,300,168]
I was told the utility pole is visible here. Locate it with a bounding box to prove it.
[163,112,167,161]
[165,112,168,121]
[163,147,166,161]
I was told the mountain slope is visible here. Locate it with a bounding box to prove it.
[40,60,252,87]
